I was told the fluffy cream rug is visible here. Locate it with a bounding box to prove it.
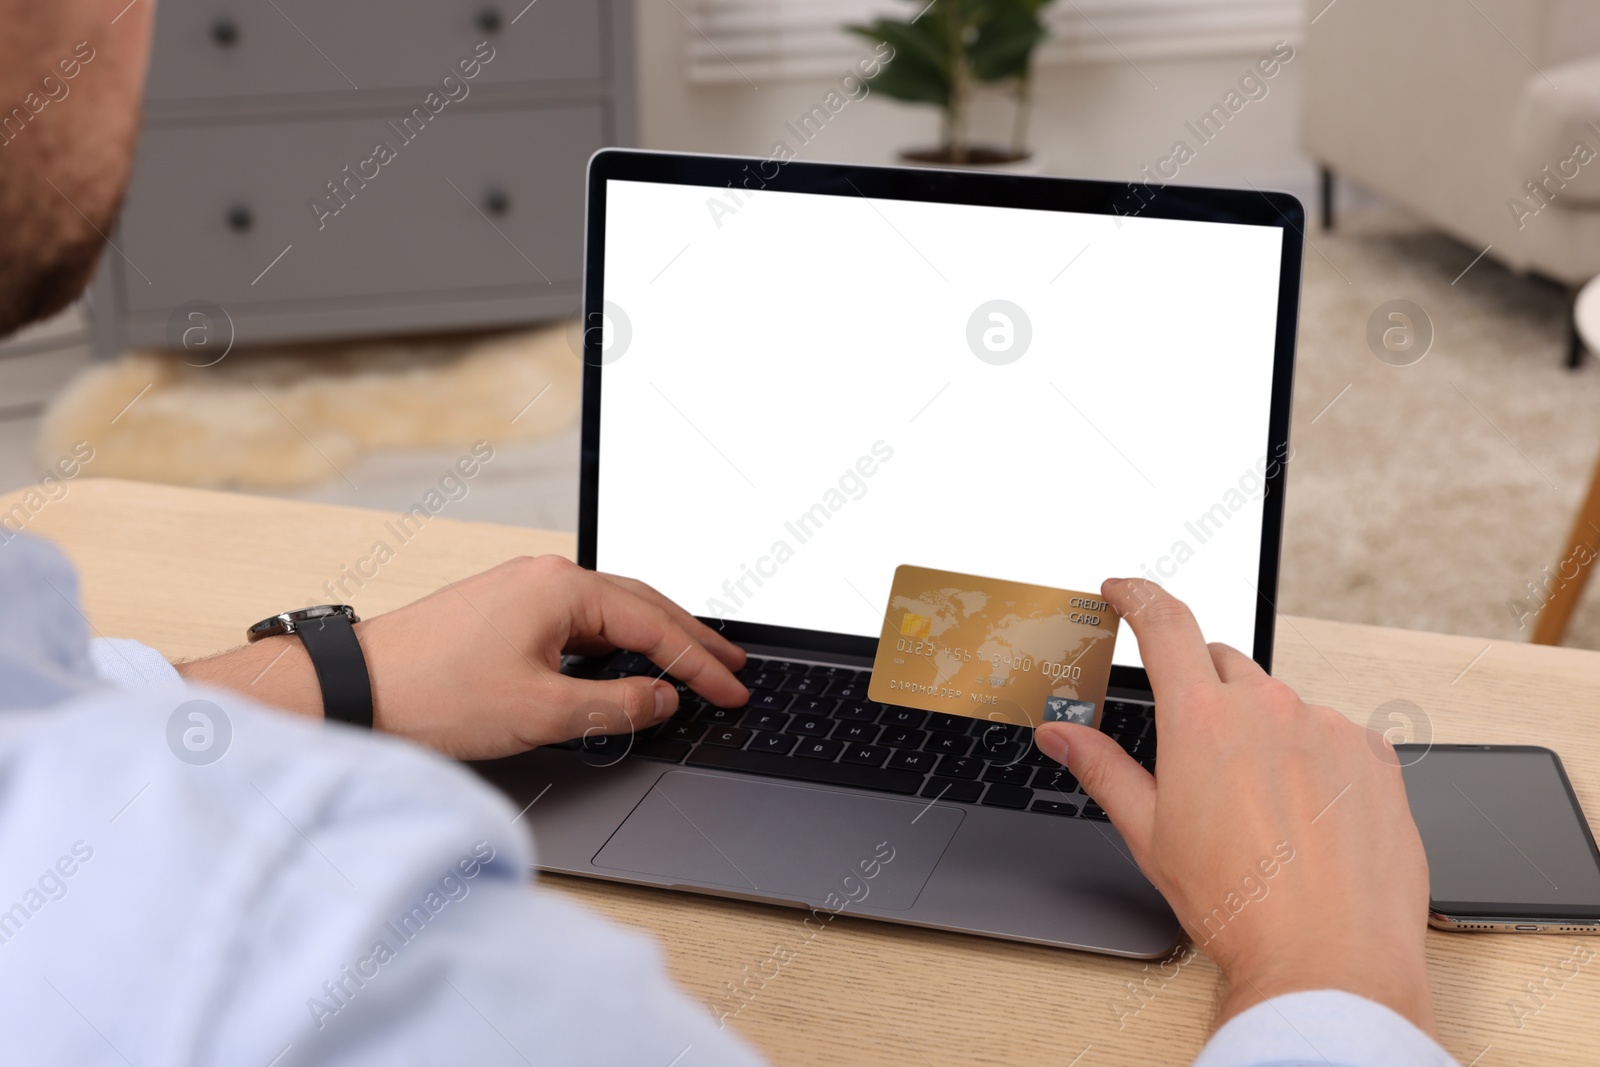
[36,323,581,489]
[1281,212,1600,648]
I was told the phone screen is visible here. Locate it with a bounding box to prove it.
[1399,745,1600,918]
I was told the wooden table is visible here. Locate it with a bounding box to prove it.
[12,478,1600,1066]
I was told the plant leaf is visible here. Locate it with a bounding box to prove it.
[967,3,1048,82]
[846,19,953,107]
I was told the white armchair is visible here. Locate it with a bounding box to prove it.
[1303,0,1600,365]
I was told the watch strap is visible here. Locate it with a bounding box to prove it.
[295,612,374,728]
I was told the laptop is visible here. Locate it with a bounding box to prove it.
[475,149,1303,959]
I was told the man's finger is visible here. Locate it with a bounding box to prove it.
[555,675,675,740]
[582,576,749,707]
[1102,578,1218,698]
[600,573,746,670]
[1036,722,1156,866]
[1208,641,1264,685]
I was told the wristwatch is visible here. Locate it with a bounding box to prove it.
[247,605,374,728]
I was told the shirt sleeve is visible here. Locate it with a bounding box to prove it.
[88,637,182,690]
[1192,990,1461,1067]
[0,685,764,1067]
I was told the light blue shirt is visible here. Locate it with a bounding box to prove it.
[0,534,1460,1065]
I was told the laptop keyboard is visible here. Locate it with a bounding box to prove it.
[560,652,1157,820]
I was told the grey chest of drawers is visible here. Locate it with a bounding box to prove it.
[89,0,635,356]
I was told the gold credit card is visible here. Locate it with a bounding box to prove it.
[867,564,1120,729]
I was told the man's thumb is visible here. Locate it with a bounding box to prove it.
[1035,722,1156,863]
[557,676,675,741]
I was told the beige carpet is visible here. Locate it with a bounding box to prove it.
[36,323,581,490]
[1281,212,1600,650]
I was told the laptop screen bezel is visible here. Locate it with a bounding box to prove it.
[577,149,1303,695]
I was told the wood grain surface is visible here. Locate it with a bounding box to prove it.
[10,478,1600,1066]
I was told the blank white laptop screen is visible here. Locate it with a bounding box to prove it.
[594,178,1285,669]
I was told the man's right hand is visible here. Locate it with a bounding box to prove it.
[1034,578,1436,1035]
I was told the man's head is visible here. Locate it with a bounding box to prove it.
[0,1,155,338]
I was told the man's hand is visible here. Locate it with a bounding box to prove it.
[1034,578,1435,1034]
[178,556,747,760]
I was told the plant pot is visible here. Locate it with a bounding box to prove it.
[897,146,1045,175]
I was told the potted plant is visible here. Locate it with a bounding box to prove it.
[848,0,1055,167]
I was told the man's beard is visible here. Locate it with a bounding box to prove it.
[0,217,109,337]
[0,120,132,339]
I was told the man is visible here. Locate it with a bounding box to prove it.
[2,4,1458,1064]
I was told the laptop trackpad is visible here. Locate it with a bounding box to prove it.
[593,770,961,910]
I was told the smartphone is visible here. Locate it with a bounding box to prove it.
[1397,744,1600,933]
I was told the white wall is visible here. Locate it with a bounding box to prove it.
[635,3,1317,200]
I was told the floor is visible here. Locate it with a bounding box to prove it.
[0,308,583,533]
[5,208,1600,649]
[1278,210,1600,649]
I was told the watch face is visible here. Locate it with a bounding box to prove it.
[248,605,358,642]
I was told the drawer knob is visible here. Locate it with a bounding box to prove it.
[225,204,254,233]
[483,188,511,216]
[475,7,503,34]
[210,16,240,47]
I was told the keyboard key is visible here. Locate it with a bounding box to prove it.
[936,755,983,780]
[808,664,857,680]
[1032,766,1079,793]
[687,744,923,794]
[610,652,654,674]
[786,715,832,737]
[974,721,1024,743]
[796,737,844,760]
[779,674,827,695]
[700,706,742,726]
[631,738,693,763]
[983,764,1031,785]
[879,726,927,749]
[926,731,971,756]
[840,743,890,767]
[979,741,1025,765]
[766,659,810,674]
[885,749,939,774]
[980,784,1032,810]
[703,726,752,748]
[662,720,707,743]
[925,713,972,734]
[1082,802,1110,821]
[560,657,607,679]
[1106,714,1143,738]
[1139,757,1156,774]
[1031,799,1078,817]
[920,777,983,804]
[737,670,787,691]
[790,697,838,717]
[748,731,797,755]
[879,707,927,729]
[1022,744,1057,766]
[972,728,1016,756]
[833,701,879,723]
[747,691,792,712]
[741,709,790,732]
[831,720,879,743]
[830,680,869,700]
